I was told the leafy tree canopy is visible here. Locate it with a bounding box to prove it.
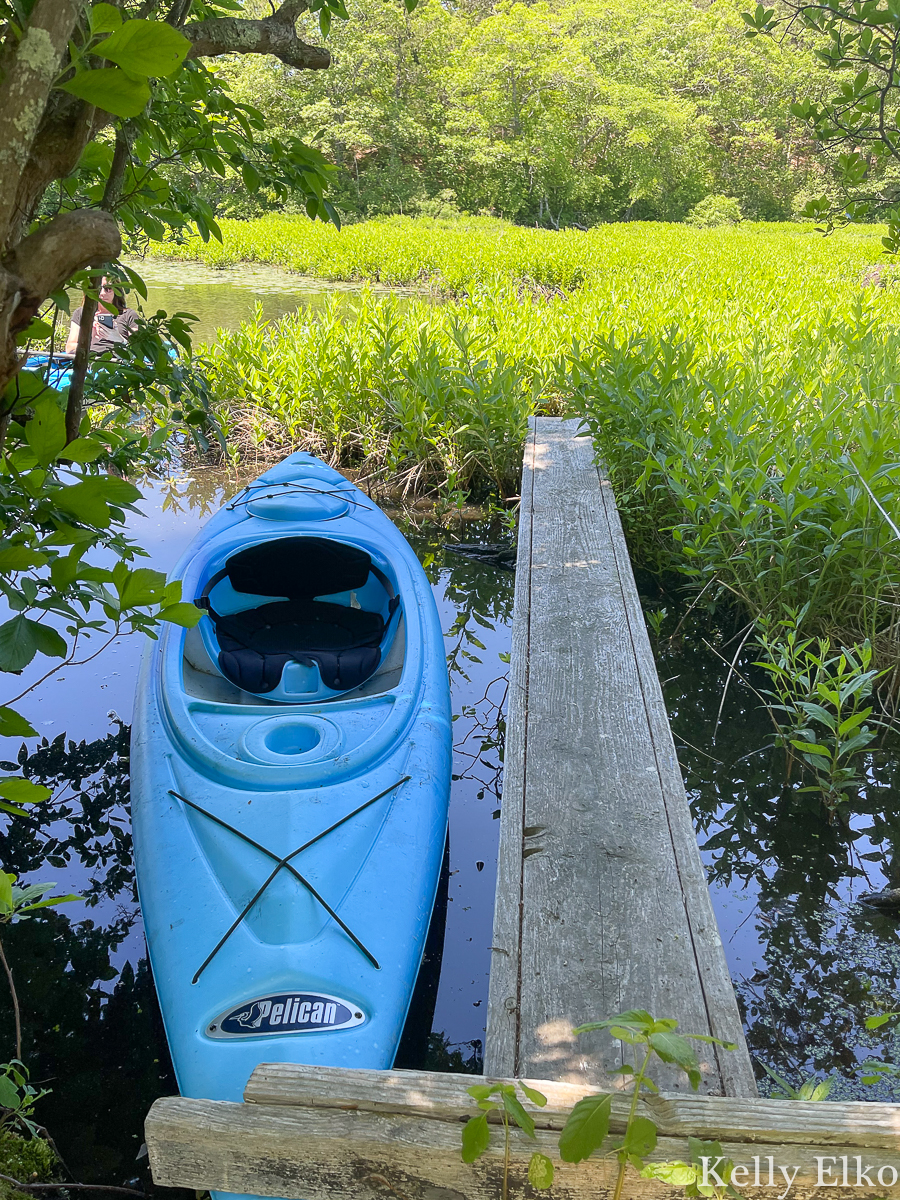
[744,0,900,248]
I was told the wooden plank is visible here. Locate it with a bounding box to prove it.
[245,1063,900,1149]
[146,1092,900,1199]
[485,418,756,1096]
[594,472,753,1098]
[484,420,535,1074]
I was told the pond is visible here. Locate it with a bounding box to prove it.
[653,602,900,1104]
[124,258,417,344]
[4,265,900,1195]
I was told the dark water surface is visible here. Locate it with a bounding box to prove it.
[654,616,900,1103]
[0,470,512,1192]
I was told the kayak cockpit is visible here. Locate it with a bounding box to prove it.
[181,616,405,706]
[192,535,402,704]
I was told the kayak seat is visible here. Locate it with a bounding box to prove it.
[215,600,385,693]
[195,536,400,700]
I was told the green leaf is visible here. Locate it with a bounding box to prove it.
[0,1074,20,1109]
[55,475,141,527]
[640,1161,696,1185]
[16,317,54,344]
[157,602,203,628]
[0,616,40,672]
[0,778,50,805]
[91,2,123,32]
[117,566,167,607]
[790,737,830,756]
[59,67,152,119]
[25,397,67,467]
[0,803,30,818]
[30,624,67,660]
[573,1010,654,1035]
[18,895,79,912]
[0,708,36,738]
[527,1152,554,1189]
[63,437,105,464]
[518,1082,548,1107]
[866,1012,899,1030]
[2,369,62,413]
[0,548,48,571]
[0,873,13,912]
[466,1084,496,1100]
[96,19,190,77]
[502,1090,535,1138]
[619,1114,657,1161]
[649,1031,701,1087]
[241,162,261,192]
[461,1113,490,1164]
[558,1093,611,1163]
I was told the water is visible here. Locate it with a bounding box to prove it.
[0,471,513,1192]
[654,611,900,1102]
[122,258,414,344]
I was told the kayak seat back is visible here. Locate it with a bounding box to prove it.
[196,536,400,702]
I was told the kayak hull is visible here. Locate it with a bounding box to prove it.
[131,453,452,1116]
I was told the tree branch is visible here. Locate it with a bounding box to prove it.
[0,208,121,395]
[3,209,121,337]
[182,0,330,70]
[0,0,85,247]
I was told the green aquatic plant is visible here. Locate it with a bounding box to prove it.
[182,219,900,789]
[754,618,881,813]
[758,1062,835,1101]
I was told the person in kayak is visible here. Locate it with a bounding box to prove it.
[65,278,139,355]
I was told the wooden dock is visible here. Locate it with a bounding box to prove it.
[485,417,756,1096]
[147,1063,900,1199]
[144,419,900,1198]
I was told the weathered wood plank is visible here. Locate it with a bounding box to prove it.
[244,1063,900,1149]
[485,418,755,1096]
[484,420,535,1074]
[594,471,753,1097]
[146,1093,900,1200]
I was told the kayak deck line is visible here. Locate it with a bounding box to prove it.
[168,776,411,981]
[225,481,373,513]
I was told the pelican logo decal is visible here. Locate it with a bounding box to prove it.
[207,992,365,1038]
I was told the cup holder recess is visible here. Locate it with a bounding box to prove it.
[264,722,322,756]
[240,715,340,765]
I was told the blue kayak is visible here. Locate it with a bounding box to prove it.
[23,354,74,390]
[131,452,452,1177]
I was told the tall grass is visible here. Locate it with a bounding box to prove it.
[195,220,900,764]
[149,213,892,292]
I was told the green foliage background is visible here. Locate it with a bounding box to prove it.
[188,0,842,226]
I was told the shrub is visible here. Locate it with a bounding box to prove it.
[686,194,743,227]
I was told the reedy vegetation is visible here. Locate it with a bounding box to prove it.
[166,216,900,791]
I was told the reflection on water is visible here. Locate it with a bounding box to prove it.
[7,458,900,1194]
[656,614,900,1101]
[123,257,414,344]
[0,472,511,1190]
